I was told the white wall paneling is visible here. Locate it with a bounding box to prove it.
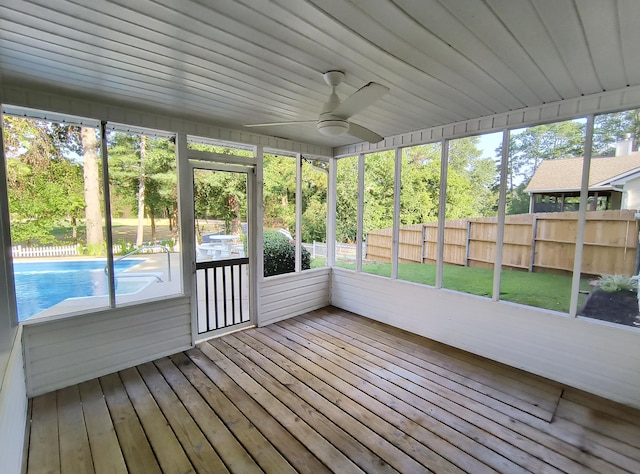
[22,297,191,397]
[258,267,331,327]
[0,328,27,474]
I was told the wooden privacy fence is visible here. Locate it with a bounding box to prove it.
[365,209,640,276]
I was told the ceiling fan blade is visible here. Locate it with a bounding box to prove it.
[347,122,385,143]
[332,82,389,119]
[244,120,316,127]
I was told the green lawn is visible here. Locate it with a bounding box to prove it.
[323,259,591,313]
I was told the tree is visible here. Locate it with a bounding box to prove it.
[499,120,585,215]
[193,169,246,236]
[505,121,585,185]
[143,138,178,241]
[107,133,177,244]
[81,127,103,252]
[593,109,640,155]
[262,154,297,232]
[363,151,395,233]
[333,137,498,241]
[401,143,441,224]
[136,135,146,247]
[300,160,327,243]
[2,116,85,245]
[401,138,498,223]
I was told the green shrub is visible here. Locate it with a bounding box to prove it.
[263,230,310,277]
[597,274,637,292]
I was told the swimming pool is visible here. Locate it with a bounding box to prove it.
[14,259,147,321]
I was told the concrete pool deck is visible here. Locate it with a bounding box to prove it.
[22,253,183,321]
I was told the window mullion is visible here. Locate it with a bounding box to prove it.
[100,121,116,308]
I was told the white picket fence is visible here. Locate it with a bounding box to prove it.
[12,244,131,258]
[12,245,80,258]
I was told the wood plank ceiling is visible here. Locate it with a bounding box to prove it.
[1,0,640,148]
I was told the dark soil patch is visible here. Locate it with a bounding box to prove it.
[579,290,640,327]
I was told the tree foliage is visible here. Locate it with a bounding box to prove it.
[301,160,327,243]
[81,127,103,253]
[593,109,640,156]
[2,117,85,244]
[108,133,178,241]
[2,117,180,247]
[333,138,499,242]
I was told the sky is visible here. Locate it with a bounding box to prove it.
[478,132,503,160]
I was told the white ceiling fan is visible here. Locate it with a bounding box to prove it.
[244,70,389,143]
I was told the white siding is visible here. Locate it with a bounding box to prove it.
[23,297,191,397]
[258,267,330,326]
[0,327,27,474]
[332,268,640,409]
[623,177,640,210]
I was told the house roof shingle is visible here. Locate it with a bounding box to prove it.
[524,152,640,193]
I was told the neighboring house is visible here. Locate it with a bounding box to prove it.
[524,150,640,213]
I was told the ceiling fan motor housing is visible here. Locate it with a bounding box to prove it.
[317,110,349,136]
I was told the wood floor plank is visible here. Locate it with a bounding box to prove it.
[57,385,94,474]
[292,316,614,473]
[185,347,330,474]
[199,340,365,474]
[119,367,195,473]
[540,416,640,472]
[556,398,640,449]
[275,320,555,473]
[302,312,552,420]
[136,361,229,473]
[329,310,562,407]
[215,335,406,474]
[250,327,491,473]
[171,351,296,474]
[78,379,127,474]
[99,373,161,473]
[551,399,640,470]
[153,357,264,474]
[229,331,464,473]
[562,387,640,426]
[28,391,60,474]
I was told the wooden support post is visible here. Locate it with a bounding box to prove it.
[529,216,538,273]
[436,140,449,289]
[421,224,426,264]
[465,220,471,267]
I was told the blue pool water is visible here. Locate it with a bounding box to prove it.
[14,259,144,321]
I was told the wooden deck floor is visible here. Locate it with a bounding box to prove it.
[25,307,640,473]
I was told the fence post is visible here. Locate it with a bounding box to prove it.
[421,224,426,264]
[529,216,538,272]
[465,220,471,267]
